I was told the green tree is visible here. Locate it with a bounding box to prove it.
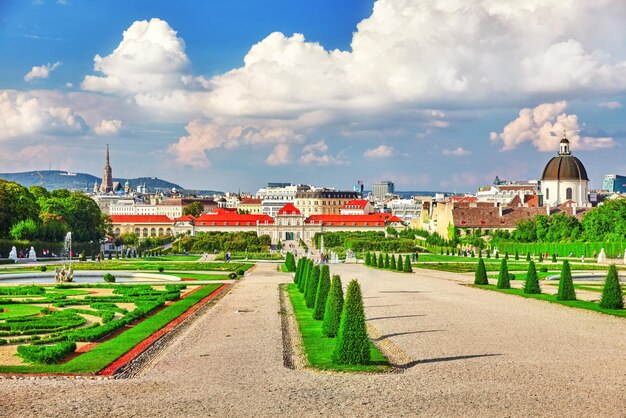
[313,265,331,320]
[384,253,390,269]
[515,250,519,260]
[551,253,557,263]
[377,253,383,268]
[332,280,370,365]
[474,258,488,285]
[526,253,531,261]
[403,255,413,272]
[285,252,296,272]
[599,264,623,309]
[9,219,39,240]
[298,259,311,293]
[390,254,397,270]
[523,260,541,294]
[0,180,40,238]
[182,201,204,217]
[396,254,403,271]
[497,259,510,289]
[365,251,371,266]
[294,257,304,284]
[305,265,321,308]
[557,260,576,301]
[322,275,344,337]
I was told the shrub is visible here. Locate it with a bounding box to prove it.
[237,269,245,276]
[599,264,624,309]
[17,340,76,364]
[91,251,96,261]
[158,266,164,273]
[508,273,516,281]
[298,259,311,293]
[377,253,384,268]
[313,265,331,320]
[305,265,321,308]
[557,260,576,301]
[524,260,541,294]
[390,254,396,270]
[285,252,297,272]
[403,255,413,272]
[474,258,488,285]
[396,254,403,271]
[108,252,112,260]
[228,272,237,279]
[365,252,371,266]
[332,280,370,365]
[538,253,543,262]
[495,252,499,259]
[80,252,86,262]
[497,259,510,289]
[294,258,303,283]
[486,251,491,259]
[103,273,116,283]
[384,253,390,269]
[40,266,47,272]
[515,251,519,260]
[504,251,509,260]
[526,253,531,261]
[322,275,344,337]
[539,266,548,273]
[552,253,557,263]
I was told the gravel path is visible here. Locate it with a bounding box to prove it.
[1,264,625,417]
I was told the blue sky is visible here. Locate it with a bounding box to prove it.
[1,0,626,193]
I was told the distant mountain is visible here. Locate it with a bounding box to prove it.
[0,170,221,195]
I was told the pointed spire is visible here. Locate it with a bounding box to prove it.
[105,143,110,165]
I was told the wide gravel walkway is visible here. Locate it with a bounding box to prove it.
[1,263,625,417]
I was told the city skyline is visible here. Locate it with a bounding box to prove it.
[2,1,626,192]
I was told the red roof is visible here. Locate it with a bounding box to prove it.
[450,196,478,203]
[195,212,274,226]
[342,199,370,209]
[240,198,262,205]
[305,213,402,226]
[109,215,173,224]
[173,215,196,222]
[277,203,301,215]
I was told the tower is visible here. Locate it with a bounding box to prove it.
[100,144,113,193]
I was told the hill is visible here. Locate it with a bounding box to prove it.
[0,170,221,195]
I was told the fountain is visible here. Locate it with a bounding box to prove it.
[28,246,37,261]
[55,265,74,283]
[8,246,17,261]
[345,249,356,264]
[597,248,607,264]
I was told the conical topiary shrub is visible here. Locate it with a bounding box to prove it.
[332,280,370,365]
[305,265,321,308]
[377,253,384,268]
[383,253,389,269]
[396,254,403,271]
[600,264,623,309]
[486,251,491,259]
[390,254,397,270]
[403,255,413,272]
[523,260,541,294]
[474,258,488,285]
[298,259,311,293]
[285,252,297,272]
[515,250,519,260]
[497,259,510,289]
[313,265,332,320]
[294,257,304,284]
[551,253,557,263]
[322,275,344,337]
[365,252,371,266]
[557,260,576,301]
[526,253,531,261]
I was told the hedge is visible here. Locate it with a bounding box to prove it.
[17,340,77,364]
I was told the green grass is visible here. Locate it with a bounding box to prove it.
[0,304,43,319]
[143,256,201,262]
[159,272,232,281]
[543,282,626,295]
[61,261,253,272]
[474,284,626,319]
[0,283,222,374]
[286,284,389,372]
[416,261,614,274]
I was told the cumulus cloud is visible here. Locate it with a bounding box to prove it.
[82,18,189,94]
[599,101,622,109]
[364,145,395,158]
[24,61,61,82]
[0,91,87,139]
[490,100,615,152]
[94,119,123,135]
[442,147,470,156]
[266,144,291,166]
[299,140,348,166]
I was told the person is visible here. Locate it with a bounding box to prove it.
[225,251,231,262]
[415,252,419,262]
[412,252,416,262]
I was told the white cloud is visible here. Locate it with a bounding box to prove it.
[299,140,348,166]
[364,144,395,158]
[490,100,615,152]
[65,82,73,88]
[266,144,290,166]
[599,101,622,109]
[0,91,87,139]
[82,18,189,94]
[442,147,470,156]
[24,61,61,82]
[94,119,123,136]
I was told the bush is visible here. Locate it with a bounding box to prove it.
[313,265,331,320]
[158,267,164,273]
[396,254,403,271]
[403,255,413,273]
[496,259,510,289]
[508,273,516,281]
[552,253,557,263]
[384,253,390,269]
[80,252,86,262]
[305,266,321,308]
[237,269,245,276]
[108,252,112,260]
[365,252,371,266]
[557,260,576,301]
[17,340,76,364]
[332,280,370,365]
[322,275,344,338]
[524,260,541,294]
[285,252,297,272]
[526,253,531,261]
[40,266,47,272]
[298,259,311,293]
[228,272,237,279]
[377,253,384,268]
[294,258,304,284]
[539,266,548,273]
[474,258,488,285]
[103,273,116,283]
[515,251,519,260]
[390,254,397,270]
[599,264,624,309]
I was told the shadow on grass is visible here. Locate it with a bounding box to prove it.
[367,314,426,321]
[398,353,502,369]
[373,330,444,341]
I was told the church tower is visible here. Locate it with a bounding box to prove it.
[100,144,113,193]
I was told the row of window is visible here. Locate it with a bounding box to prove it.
[545,188,573,200]
[114,227,173,237]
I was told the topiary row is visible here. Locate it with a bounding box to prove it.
[364,252,413,273]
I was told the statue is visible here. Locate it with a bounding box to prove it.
[345,249,357,264]
[55,265,74,283]
[8,246,17,261]
[28,246,37,261]
[597,248,607,264]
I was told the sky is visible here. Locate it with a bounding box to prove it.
[1,0,626,193]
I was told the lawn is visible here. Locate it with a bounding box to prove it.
[416,261,614,274]
[143,255,201,262]
[0,304,43,319]
[286,284,389,373]
[161,272,234,281]
[0,283,222,374]
[473,284,626,319]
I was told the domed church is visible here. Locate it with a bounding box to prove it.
[540,133,590,207]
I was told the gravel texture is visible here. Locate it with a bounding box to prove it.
[1,263,625,417]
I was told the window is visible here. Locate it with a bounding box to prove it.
[566,187,573,200]
[546,188,550,200]
[150,228,156,237]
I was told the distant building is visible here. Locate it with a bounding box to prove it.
[372,181,394,200]
[340,199,374,215]
[256,183,311,217]
[238,198,263,214]
[476,182,540,206]
[294,188,360,217]
[602,174,626,194]
[386,198,425,222]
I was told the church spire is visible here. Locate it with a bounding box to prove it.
[100,144,113,193]
[559,131,570,155]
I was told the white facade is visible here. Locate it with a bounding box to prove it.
[386,199,422,222]
[541,179,589,207]
[108,202,183,218]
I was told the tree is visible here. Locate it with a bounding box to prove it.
[377,253,383,268]
[403,255,413,272]
[182,201,204,217]
[497,259,510,289]
[322,275,344,337]
[396,254,403,271]
[298,259,311,293]
[600,264,623,309]
[9,219,39,240]
[305,265,321,308]
[515,250,519,260]
[551,253,557,263]
[0,180,40,238]
[526,253,531,261]
[332,280,370,365]
[523,260,541,294]
[384,253,390,269]
[390,254,397,270]
[557,260,576,301]
[313,265,331,320]
[294,257,304,283]
[285,252,296,272]
[365,252,371,266]
[474,258,488,285]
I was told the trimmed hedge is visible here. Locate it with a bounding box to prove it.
[17,340,77,364]
[305,266,321,309]
[313,265,331,320]
[600,264,624,309]
[497,259,510,289]
[332,280,370,365]
[557,260,576,301]
[285,252,297,272]
[523,261,541,294]
[322,275,344,338]
[474,258,488,285]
